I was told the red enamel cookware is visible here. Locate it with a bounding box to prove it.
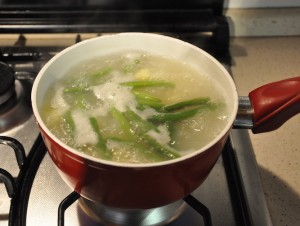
[31,33,300,209]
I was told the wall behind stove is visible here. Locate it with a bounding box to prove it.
[224,0,300,8]
[225,8,300,37]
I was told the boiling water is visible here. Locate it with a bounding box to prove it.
[41,51,229,163]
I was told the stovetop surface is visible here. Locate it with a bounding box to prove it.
[0,35,271,226]
[0,3,272,224]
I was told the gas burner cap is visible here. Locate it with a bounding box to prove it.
[0,63,32,133]
[0,61,15,105]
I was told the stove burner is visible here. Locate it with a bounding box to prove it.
[78,198,186,226]
[0,62,32,132]
[0,62,15,105]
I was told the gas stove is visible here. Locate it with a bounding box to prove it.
[0,1,272,226]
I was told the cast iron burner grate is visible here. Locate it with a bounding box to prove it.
[0,135,47,226]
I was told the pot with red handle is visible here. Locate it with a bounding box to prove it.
[31,33,300,210]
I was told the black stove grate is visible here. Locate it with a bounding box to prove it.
[0,135,47,226]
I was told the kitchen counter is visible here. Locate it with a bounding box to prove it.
[230,36,300,226]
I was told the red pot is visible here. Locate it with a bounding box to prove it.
[31,33,300,209]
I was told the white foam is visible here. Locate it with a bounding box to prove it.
[92,71,137,114]
[50,87,69,113]
[147,124,171,146]
[72,110,98,145]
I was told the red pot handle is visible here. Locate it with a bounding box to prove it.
[249,76,300,134]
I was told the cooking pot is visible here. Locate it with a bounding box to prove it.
[31,33,300,209]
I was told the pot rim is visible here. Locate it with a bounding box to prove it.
[31,32,239,168]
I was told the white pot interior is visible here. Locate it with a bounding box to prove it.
[31,33,238,167]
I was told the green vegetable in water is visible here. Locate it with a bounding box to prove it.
[132,91,162,103]
[135,97,165,110]
[63,86,87,94]
[163,97,210,111]
[124,109,159,133]
[111,107,136,139]
[41,52,227,164]
[150,106,204,122]
[106,137,169,162]
[64,110,75,136]
[111,108,180,160]
[122,59,141,73]
[89,117,112,160]
[140,133,181,159]
[121,80,175,88]
[132,91,164,109]
[90,67,112,79]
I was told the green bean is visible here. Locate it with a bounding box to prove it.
[111,108,136,139]
[64,110,75,135]
[121,80,175,88]
[62,88,87,108]
[124,109,159,133]
[125,110,180,159]
[90,67,112,79]
[132,91,162,102]
[135,97,165,110]
[107,137,168,162]
[141,134,181,159]
[132,91,164,110]
[75,94,87,109]
[164,121,175,145]
[89,117,111,159]
[63,86,87,93]
[122,59,140,73]
[150,107,203,122]
[64,68,111,93]
[163,97,210,111]
[111,108,181,160]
